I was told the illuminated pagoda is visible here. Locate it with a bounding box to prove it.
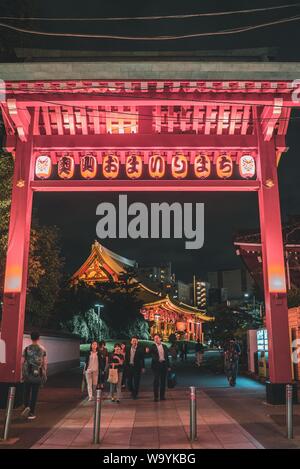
[72,241,212,340]
[140,296,211,342]
[71,241,137,284]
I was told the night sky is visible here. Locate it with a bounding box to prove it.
[3,0,300,59]
[4,0,300,282]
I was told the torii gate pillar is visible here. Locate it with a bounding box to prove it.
[256,119,293,404]
[0,133,34,399]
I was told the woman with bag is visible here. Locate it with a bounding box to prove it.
[108,344,124,403]
[84,340,101,401]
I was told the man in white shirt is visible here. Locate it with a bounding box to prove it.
[149,334,170,402]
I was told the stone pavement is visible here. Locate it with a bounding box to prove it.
[31,388,263,450]
[2,355,300,449]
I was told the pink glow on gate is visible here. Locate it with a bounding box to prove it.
[269,265,287,293]
[4,264,22,293]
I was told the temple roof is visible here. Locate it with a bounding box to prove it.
[1,61,300,81]
[71,240,212,321]
[71,240,136,284]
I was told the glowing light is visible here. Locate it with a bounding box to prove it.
[270,275,286,293]
[35,155,52,179]
[126,154,143,179]
[216,154,233,179]
[265,178,275,188]
[149,154,166,179]
[80,155,97,179]
[102,154,120,179]
[194,154,211,179]
[4,265,22,293]
[269,265,287,293]
[176,321,187,331]
[239,154,256,179]
[171,154,188,179]
[58,155,75,179]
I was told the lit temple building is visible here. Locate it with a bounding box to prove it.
[71,241,137,284]
[140,296,209,341]
[72,241,212,340]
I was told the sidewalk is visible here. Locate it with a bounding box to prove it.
[31,389,263,450]
[1,356,300,449]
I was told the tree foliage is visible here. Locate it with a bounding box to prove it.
[25,221,64,328]
[0,151,64,328]
[69,309,110,343]
[288,287,300,308]
[59,280,149,340]
[205,303,262,345]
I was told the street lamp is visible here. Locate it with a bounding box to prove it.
[94,304,104,341]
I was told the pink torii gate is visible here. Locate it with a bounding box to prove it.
[0,78,297,403]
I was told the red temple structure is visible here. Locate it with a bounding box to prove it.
[71,241,211,341]
[71,241,137,284]
[140,297,209,342]
[0,60,299,402]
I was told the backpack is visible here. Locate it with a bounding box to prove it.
[23,345,46,384]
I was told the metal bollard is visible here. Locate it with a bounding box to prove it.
[286,384,293,439]
[189,386,197,441]
[93,389,102,444]
[3,386,16,441]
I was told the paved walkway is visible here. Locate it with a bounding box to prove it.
[31,389,263,450]
[2,353,300,449]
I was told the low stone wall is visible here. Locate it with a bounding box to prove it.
[23,332,80,376]
[0,332,80,408]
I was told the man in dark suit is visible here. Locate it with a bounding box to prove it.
[124,336,145,399]
[150,334,170,402]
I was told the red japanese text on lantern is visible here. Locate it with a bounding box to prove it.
[171,154,188,179]
[149,154,166,179]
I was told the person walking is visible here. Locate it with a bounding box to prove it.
[21,331,47,420]
[169,342,178,365]
[180,342,188,361]
[98,340,109,389]
[84,340,101,401]
[149,334,170,402]
[108,344,124,403]
[224,338,241,386]
[124,336,145,399]
[120,342,127,389]
[195,339,204,367]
